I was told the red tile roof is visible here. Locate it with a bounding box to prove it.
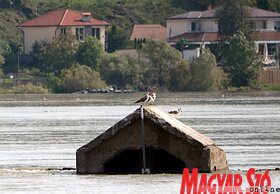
[253,31,280,41]
[18,9,109,27]
[168,32,220,43]
[130,24,167,41]
[169,31,280,43]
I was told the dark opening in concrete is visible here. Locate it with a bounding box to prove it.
[103,148,185,174]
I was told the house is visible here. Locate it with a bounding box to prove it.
[166,7,280,64]
[18,9,109,54]
[76,106,228,174]
[130,24,167,48]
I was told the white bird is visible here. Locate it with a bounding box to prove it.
[168,108,182,117]
[135,92,150,104]
[147,92,156,105]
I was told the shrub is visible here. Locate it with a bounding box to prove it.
[188,49,225,91]
[58,64,107,93]
[13,82,48,94]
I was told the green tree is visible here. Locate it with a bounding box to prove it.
[76,36,103,71]
[0,51,4,78]
[267,0,280,12]
[141,40,189,89]
[222,31,262,87]
[216,0,254,39]
[175,39,189,58]
[107,24,128,53]
[48,64,106,93]
[100,52,142,89]
[189,49,224,91]
[39,35,78,73]
[30,40,50,70]
[2,40,23,73]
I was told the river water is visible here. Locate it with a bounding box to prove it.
[0,92,279,193]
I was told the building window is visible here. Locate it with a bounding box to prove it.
[191,22,196,32]
[60,28,67,35]
[92,28,100,40]
[76,28,84,40]
[262,21,267,29]
[275,21,280,31]
[268,43,276,56]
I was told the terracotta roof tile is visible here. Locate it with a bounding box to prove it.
[168,32,220,43]
[18,9,109,27]
[253,31,280,41]
[130,24,167,41]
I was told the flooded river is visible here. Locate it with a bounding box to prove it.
[0,92,279,193]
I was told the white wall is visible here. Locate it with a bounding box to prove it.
[22,26,57,54]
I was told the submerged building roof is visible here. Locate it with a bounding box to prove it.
[76,106,228,174]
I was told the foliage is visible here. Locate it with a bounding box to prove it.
[100,52,142,89]
[76,36,103,71]
[0,51,4,77]
[30,40,50,70]
[175,39,189,58]
[170,61,191,91]
[12,82,48,94]
[49,64,107,93]
[189,49,224,91]
[141,40,189,90]
[36,35,78,73]
[2,40,23,73]
[216,0,255,39]
[221,31,262,87]
[107,24,129,53]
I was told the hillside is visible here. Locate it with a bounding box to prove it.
[0,0,279,50]
[0,0,208,49]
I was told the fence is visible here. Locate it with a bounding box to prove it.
[261,68,280,84]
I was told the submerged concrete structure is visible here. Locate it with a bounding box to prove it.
[76,106,228,174]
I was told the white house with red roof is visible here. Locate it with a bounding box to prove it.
[18,9,109,54]
[166,7,280,65]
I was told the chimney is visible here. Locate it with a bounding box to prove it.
[81,12,92,22]
[207,5,212,10]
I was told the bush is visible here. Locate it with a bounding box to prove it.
[49,64,107,93]
[100,52,142,89]
[188,49,225,91]
[13,82,48,94]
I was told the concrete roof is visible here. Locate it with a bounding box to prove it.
[167,7,280,20]
[18,8,109,27]
[78,106,215,153]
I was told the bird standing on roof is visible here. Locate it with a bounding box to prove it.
[135,92,150,104]
[135,92,156,106]
[168,108,182,117]
[147,92,156,105]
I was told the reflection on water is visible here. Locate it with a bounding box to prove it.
[0,92,279,193]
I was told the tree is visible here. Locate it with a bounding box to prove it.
[222,31,262,87]
[0,51,4,78]
[76,36,103,71]
[38,35,78,73]
[175,39,189,58]
[141,40,189,89]
[48,64,107,93]
[30,40,50,70]
[216,0,254,39]
[189,49,224,91]
[107,24,128,53]
[100,52,142,89]
[2,40,23,73]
